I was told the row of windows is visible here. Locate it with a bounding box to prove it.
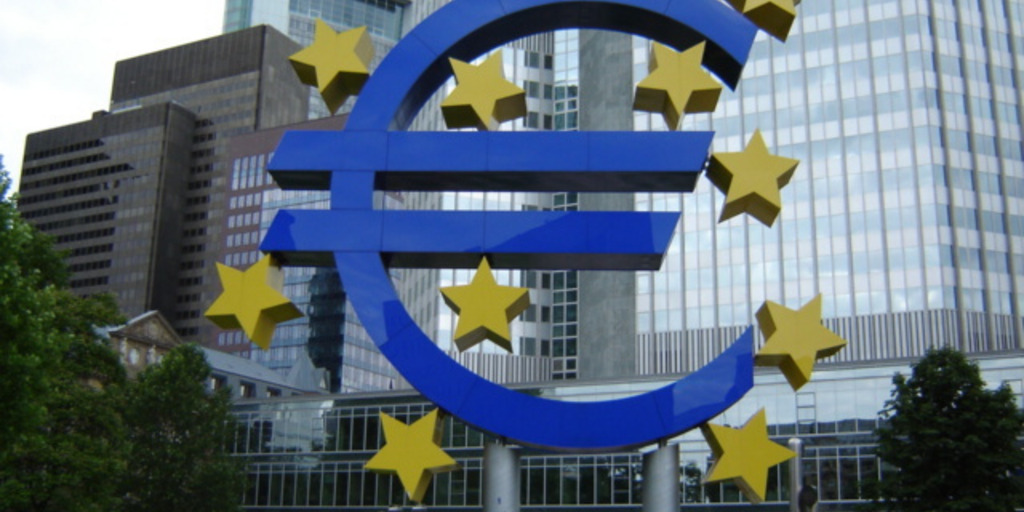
[25,138,103,161]
[190,163,214,175]
[232,423,881,508]
[187,179,212,191]
[68,260,112,273]
[523,111,553,129]
[70,276,108,288]
[20,196,117,219]
[36,211,115,231]
[181,243,205,254]
[522,80,553,99]
[175,309,202,321]
[178,276,202,287]
[55,227,113,244]
[18,183,104,205]
[523,50,553,69]
[180,260,206,271]
[227,211,260,229]
[192,132,215,144]
[69,243,112,257]
[23,152,110,177]
[19,163,132,191]
[184,211,208,222]
[182,227,206,238]
[226,231,260,248]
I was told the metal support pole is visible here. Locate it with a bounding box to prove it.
[788,437,803,512]
[483,441,520,512]
[642,442,679,512]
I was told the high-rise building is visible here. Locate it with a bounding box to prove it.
[224,0,1024,509]
[632,0,1024,372]
[224,0,408,118]
[18,26,309,337]
[219,0,412,389]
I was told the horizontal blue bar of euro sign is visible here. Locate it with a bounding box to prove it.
[268,131,714,192]
[260,209,679,271]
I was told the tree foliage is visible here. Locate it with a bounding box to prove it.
[0,168,128,511]
[121,344,245,512]
[0,168,245,510]
[871,347,1024,512]
[0,169,69,451]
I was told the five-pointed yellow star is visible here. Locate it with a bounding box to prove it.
[365,409,459,503]
[755,294,847,390]
[701,409,795,504]
[204,255,302,350]
[440,257,530,352]
[726,0,799,41]
[441,51,526,130]
[705,129,799,226]
[288,20,374,114]
[633,42,723,130]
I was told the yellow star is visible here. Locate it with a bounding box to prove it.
[701,409,796,504]
[726,0,799,41]
[441,51,526,130]
[440,258,530,353]
[204,255,302,350]
[633,42,723,130]
[755,295,847,390]
[705,130,798,226]
[365,409,459,503]
[288,20,374,114]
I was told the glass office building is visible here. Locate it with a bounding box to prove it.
[230,356,1024,510]
[221,0,409,389]
[634,0,1024,371]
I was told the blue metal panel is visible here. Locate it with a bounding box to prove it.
[271,131,713,192]
[262,210,678,270]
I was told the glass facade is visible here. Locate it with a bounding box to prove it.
[633,0,1024,371]
[230,355,1024,510]
[220,0,408,390]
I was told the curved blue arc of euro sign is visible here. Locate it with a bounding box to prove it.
[261,0,759,451]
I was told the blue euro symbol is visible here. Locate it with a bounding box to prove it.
[262,0,759,451]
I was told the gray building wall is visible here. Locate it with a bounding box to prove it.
[577,30,638,380]
[20,25,309,342]
[20,103,195,320]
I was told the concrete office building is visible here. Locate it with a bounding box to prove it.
[19,26,309,339]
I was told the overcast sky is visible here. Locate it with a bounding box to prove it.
[0,1,225,190]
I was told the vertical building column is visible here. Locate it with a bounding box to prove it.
[789,437,803,512]
[642,442,679,512]
[483,441,520,512]
[577,29,638,380]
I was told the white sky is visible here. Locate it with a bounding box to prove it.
[0,1,225,190]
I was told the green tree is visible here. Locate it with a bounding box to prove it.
[870,347,1024,512]
[0,167,128,511]
[121,344,246,512]
[0,168,69,450]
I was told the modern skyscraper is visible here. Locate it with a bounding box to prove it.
[632,0,1024,373]
[19,26,309,337]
